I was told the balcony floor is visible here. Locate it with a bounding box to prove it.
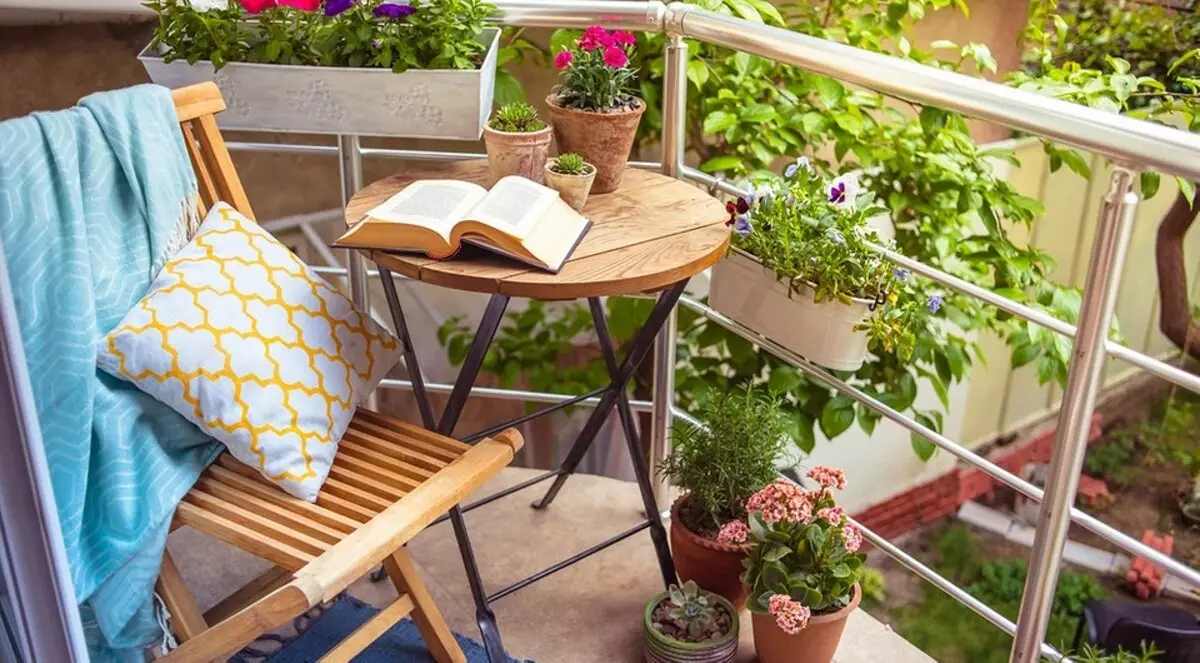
[169,468,935,662]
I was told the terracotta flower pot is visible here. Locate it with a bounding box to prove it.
[545,92,645,194]
[751,584,862,663]
[482,125,552,185]
[643,589,739,663]
[543,161,596,212]
[669,495,749,610]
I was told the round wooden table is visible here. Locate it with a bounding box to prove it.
[343,160,730,300]
[345,160,729,662]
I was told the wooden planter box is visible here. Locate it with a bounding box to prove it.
[138,27,499,140]
[708,248,874,371]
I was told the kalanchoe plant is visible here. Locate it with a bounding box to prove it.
[552,25,639,111]
[740,468,865,632]
[550,152,591,175]
[731,159,934,361]
[488,102,546,132]
[664,581,719,640]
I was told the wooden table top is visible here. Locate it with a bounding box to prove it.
[344,160,730,301]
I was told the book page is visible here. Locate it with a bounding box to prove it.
[366,180,488,236]
[516,197,593,271]
[467,176,558,239]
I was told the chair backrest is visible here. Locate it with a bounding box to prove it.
[1107,618,1200,662]
[170,82,255,221]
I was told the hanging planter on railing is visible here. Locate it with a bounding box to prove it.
[139,0,498,139]
[708,160,935,372]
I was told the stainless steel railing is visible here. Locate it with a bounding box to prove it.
[226,2,1200,660]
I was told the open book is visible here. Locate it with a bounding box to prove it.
[334,176,592,273]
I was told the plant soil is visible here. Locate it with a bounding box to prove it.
[650,599,734,644]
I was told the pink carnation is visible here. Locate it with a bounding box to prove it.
[767,594,811,635]
[240,0,277,12]
[579,25,615,51]
[843,523,864,553]
[816,506,845,526]
[613,30,636,46]
[746,479,813,524]
[716,519,751,545]
[602,45,629,68]
[279,0,319,9]
[553,50,573,69]
[807,465,847,491]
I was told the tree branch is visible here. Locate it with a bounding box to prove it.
[1156,185,1200,358]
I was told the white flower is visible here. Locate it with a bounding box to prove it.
[187,0,228,10]
[828,172,860,209]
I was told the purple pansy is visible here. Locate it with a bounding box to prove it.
[894,267,910,281]
[734,213,753,236]
[324,0,353,15]
[784,156,810,179]
[927,293,943,314]
[827,173,859,209]
[374,1,415,18]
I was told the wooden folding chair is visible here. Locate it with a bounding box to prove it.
[155,82,523,662]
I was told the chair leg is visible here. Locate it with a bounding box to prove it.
[156,551,207,643]
[383,548,466,663]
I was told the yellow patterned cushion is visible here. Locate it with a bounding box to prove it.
[97,203,400,501]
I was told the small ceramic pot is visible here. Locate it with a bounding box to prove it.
[482,124,553,185]
[669,495,750,610]
[644,590,739,663]
[543,161,596,212]
[545,92,645,194]
[751,584,861,663]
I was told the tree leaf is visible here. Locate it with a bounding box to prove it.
[789,411,816,453]
[819,397,856,439]
[1140,172,1161,199]
[702,110,738,135]
[911,435,937,461]
[700,155,742,173]
[1179,178,1197,208]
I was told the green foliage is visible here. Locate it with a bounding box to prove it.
[1084,429,1139,487]
[665,580,720,639]
[488,102,546,132]
[494,28,547,105]
[659,388,788,532]
[858,567,887,604]
[554,27,639,111]
[1074,643,1162,663]
[743,483,865,614]
[145,0,492,72]
[550,153,590,175]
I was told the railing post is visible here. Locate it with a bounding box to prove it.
[1010,167,1140,662]
[649,34,688,508]
[338,134,376,408]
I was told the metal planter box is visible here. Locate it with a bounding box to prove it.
[138,27,499,140]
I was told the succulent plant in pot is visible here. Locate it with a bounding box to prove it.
[543,153,596,212]
[483,102,552,184]
[547,25,643,194]
[658,387,789,609]
[644,580,739,663]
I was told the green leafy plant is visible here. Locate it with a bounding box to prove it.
[741,470,865,625]
[1074,643,1162,663]
[1085,429,1140,487]
[145,0,493,72]
[552,26,639,111]
[659,388,788,534]
[665,580,719,640]
[858,567,887,604]
[550,153,591,175]
[488,102,546,132]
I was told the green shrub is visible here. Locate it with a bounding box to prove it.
[488,102,546,132]
[1085,431,1139,487]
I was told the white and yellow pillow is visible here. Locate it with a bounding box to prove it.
[97,203,400,501]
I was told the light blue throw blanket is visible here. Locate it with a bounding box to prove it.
[0,85,223,660]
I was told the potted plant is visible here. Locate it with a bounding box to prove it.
[708,158,933,371]
[740,468,865,663]
[659,388,789,609]
[546,25,643,194]
[483,102,552,184]
[543,153,596,211]
[139,0,500,139]
[644,580,739,663]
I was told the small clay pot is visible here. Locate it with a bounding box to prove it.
[545,92,645,194]
[482,124,552,185]
[669,495,749,610]
[751,584,861,663]
[644,589,739,663]
[543,161,596,212]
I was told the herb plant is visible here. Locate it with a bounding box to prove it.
[740,468,865,630]
[145,0,493,72]
[488,102,546,132]
[550,153,591,175]
[658,388,788,535]
[552,25,639,111]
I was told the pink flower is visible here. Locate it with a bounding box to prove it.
[767,594,811,635]
[807,465,847,491]
[746,479,813,525]
[278,0,319,9]
[579,25,615,51]
[602,45,629,68]
[613,30,636,46]
[817,506,845,526]
[843,523,864,553]
[240,0,277,11]
[716,520,751,545]
[553,50,573,69]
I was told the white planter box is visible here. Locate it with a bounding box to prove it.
[138,27,499,140]
[708,248,874,371]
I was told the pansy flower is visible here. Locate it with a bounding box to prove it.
[927,293,943,314]
[725,197,750,226]
[784,156,810,179]
[828,172,859,209]
[894,267,910,281]
[734,213,753,236]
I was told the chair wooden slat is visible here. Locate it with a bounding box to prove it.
[337,438,436,482]
[175,501,314,571]
[205,464,359,533]
[194,475,344,545]
[340,427,449,473]
[184,489,330,557]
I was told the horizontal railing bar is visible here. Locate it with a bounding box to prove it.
[312,265,379,278]
[490,0,668,31]
[680,166,1200,395]
[359,147,485,161]
[679,295,1200,590]
[378,378,654,412]
[227,141,338,156]
[670,4,1200,181]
